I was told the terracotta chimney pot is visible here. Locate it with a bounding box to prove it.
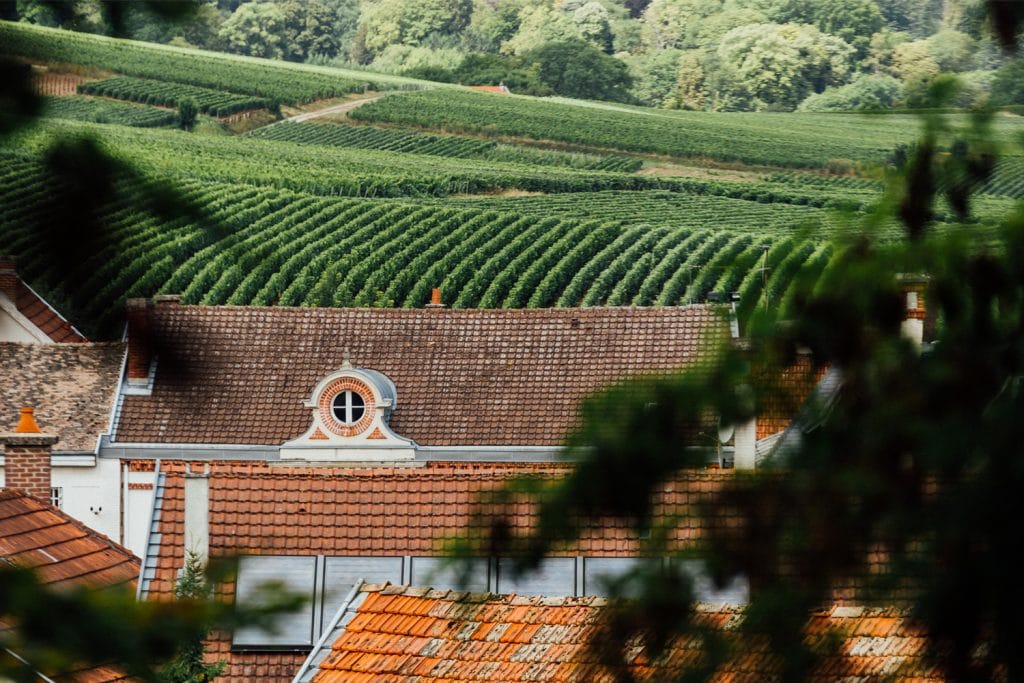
[426,288,446,308]
[16,407,40,434]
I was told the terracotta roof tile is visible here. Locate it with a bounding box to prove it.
[0,342,125,452]
[145,460,728,608]
[116,305,726,446]
[10,279,87,343]
[307,586,943,682]
[0,489,139,589]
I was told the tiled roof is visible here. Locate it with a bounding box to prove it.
[0,259,87,343]
[145,461,727,601]
[142,461,729,683]
[0,342,125,452]
[115,304,726,447]
[309,584,941,682]
[0,489,140,589]
[0,491,139,681]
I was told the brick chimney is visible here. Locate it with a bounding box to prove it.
[0,255,18,300]
[1,407,58,501]
[125,298,154,384]
[898,275,928,349]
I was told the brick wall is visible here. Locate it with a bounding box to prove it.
[1,434,57,501]
[0,255,17,299]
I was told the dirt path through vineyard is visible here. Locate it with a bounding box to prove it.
[283,95,383,123]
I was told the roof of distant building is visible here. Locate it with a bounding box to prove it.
[303,583,941,683]
[0,342,125,453]
[0,256,86,343]
[115,303,726,447]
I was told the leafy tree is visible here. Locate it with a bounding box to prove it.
[178,98,198,131]
[358,0,473,55]
[714,22,855,110]
[640,0,721,50]
[989,57,1024,107]
[672,49,705,109]
[217,1,292,59]
[769,0,884,55]
[158,553,225,683]
[624,48,683,107]
[522,38,633,102]
[501,4,576,56]
[924,28,976,72]
[571,1,613,53]
[892,39,940,106]
[875,0,941,36]
[798,73,903,111]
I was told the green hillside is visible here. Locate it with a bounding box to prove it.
[0,21,1012,340]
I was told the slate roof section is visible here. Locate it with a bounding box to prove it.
[309,584,942,682]
[0,342,125,453]
[0,489,140,589]
[114,303,727,447]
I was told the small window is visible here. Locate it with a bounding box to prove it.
[331,390,365,425]
[50,487,63,509]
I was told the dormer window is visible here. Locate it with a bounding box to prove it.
[282,362,415,461]
[332,390,365,425]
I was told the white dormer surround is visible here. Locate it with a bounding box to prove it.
[279,363,415,461]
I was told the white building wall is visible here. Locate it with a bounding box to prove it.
[0,301,51,343]
[51,458,122,543]
[0,458,154,557]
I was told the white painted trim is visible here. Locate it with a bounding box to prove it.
[0,454,95,467]
[291,580,364,683]
[0,291,53,343]
[95,342,129,453]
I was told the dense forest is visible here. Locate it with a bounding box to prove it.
[6,0,1020,111]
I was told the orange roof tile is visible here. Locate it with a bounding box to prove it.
[115,304,726,447]
[0,490,140,682]
[0,489,140,589]
[1,261,87,343]
[309,585,943,682]
[142,462,732,683]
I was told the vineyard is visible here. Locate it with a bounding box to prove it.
[0,154,843,339]
[3,21,1018,342]
[79,77,267,117]
[248,122,642,171]
[43,96,177,127]
[352,90,1024,169]
[0,20,424,104]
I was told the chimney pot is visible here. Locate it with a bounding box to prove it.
[426,288,446,308]
[2,408,58,500]
[16,407,40,434]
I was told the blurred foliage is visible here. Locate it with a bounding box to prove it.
[455,50,1024,683]
[0,558,304,682]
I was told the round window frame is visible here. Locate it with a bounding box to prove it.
[318,377,375,437]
